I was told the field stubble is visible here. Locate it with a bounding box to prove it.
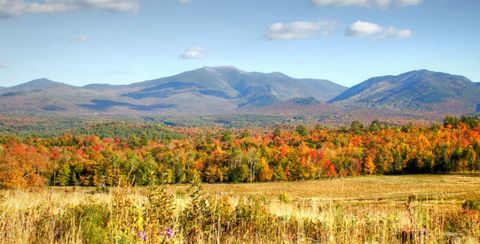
[0,175,479,243]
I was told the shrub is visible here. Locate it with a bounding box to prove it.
[75,204,110,243]
[462,200,480,211]
[279,192,292,203]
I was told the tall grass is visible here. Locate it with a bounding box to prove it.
[0,176,479,243]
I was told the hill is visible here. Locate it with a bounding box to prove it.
[124,66,346,110]
[0,67,346,115]
[329,70,480,113]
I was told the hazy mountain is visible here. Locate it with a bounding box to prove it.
[0,67,346,114]
[125,66,346,106]
[4,68,478,116]
[0,78,121,113]
[330,70,480,113]
[7,78,72,90]
[258,97,322,110]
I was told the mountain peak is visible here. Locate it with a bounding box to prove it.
[267,71,289,78]
[9,78,72,90]
[204,65,241,70]
[330,69,479,113]
[402,69,464,77]
[28,78,55,84]
[200,66,247,74]
[413,69,430,73]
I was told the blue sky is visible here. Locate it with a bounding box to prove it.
[0,0,479,87]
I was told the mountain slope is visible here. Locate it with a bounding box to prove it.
[7,78,72,90]
[0,67,346,114]
[0,78,121,112]
[125,66,346,107]
[330,70,480,113]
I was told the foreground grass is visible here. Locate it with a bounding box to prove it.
[1,175,479,243]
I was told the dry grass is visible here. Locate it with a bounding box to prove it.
[0,174,479,243]
[171,174,480,201]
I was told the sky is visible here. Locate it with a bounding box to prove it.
[0,0,479,87]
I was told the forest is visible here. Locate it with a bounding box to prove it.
[1,116,480,188]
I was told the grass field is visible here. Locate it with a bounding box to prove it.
[1,175,479,243]
[172,174,480,200]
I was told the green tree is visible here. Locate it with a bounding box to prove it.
[296,125,309,137]
[351,120,364,134]
[369,120,382,132]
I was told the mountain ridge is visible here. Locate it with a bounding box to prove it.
[2,68,479,116]
[0,66,346,114]
[329,69,480,113]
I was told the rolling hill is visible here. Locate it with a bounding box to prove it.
[0,67,346,115]
[329,70,480,113]
[2,68,479,117]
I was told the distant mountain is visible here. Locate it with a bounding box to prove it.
[260,97,321,109]
[330,70,480,113]
[289,97,321,106]
[253,97,337,115]
[0,78,120,113]
[7,78,72,90]
[4,68,478,117]
[0,67,346,114]
[82,83,126,90]
[126,67,345,107]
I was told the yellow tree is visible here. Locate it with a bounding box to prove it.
[364,155,376,175]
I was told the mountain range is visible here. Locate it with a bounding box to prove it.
[0,67,345,115]
[330,70,480,113]
[0,67,478,116]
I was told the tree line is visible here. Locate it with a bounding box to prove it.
[1,116,480,188]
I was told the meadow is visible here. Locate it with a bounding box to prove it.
[1,175,479,243]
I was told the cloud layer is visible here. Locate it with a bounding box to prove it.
[346,20,412,39]
[312,0,422,8]
[70,34,89,42]
[0,0,139,18]
[180,47,205,59]
[264,21,337,40]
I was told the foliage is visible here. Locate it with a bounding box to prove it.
[1,116,480,188]
[463,200,480,211]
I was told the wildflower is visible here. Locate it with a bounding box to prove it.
[164,227,175,240]
[138,231,147,241]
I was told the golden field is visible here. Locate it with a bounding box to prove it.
[1,175,479,243]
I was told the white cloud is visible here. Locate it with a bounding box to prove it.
[0,0,139,18]
[311,0,422,8]
[178,0,190,4]
[346,20,412,39]
[70,34,89,42]
[380,27,412,38]
[346,21,382,37]
[264,20,337,40]
[180,47,205,59]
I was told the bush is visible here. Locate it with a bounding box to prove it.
[462,200,480,211]
[279,192,292,203]
[72,204,110,243]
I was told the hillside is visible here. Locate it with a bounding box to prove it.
[329,70,480,113]
[124,66,345,110]
[2,68,480,118]
[0,67,346,115]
